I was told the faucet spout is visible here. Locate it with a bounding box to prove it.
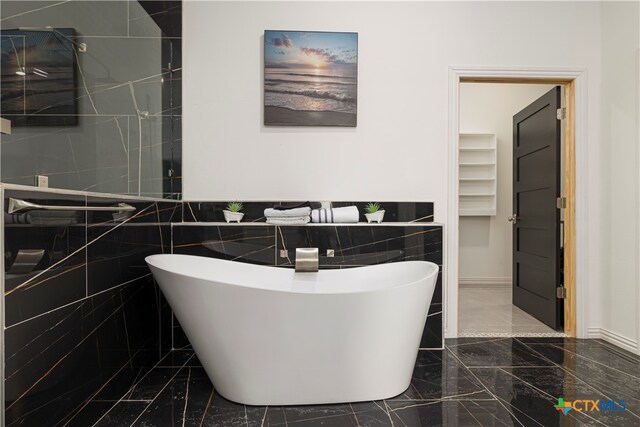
[295,248,319,272]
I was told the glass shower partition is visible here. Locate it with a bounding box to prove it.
[0,0,182,199]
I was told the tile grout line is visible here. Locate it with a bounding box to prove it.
[62,375,129,425]
[547,342,640,379]
[490,395,547,427]
[495,367,610,427]
[444,346,526,427]
[348,403,360,427]
[127,353,196,427]
[467,400,513,427]
[91,350,193,427]
[515,340,640,420]
[547,364,640,421]
[5,274,153,330]
[59,338,158,427]
[0,0,71,21]
[180,368,191,427]
[171,222,175,350]
[5,203,156,298]
[6,285,150,413]
[518,338,640,379]
[85,195,88,298]
[457,400,486,426]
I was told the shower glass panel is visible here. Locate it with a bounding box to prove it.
[0,1,182,199]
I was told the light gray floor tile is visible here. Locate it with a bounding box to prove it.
[458,286,558,334]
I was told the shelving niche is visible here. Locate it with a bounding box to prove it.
[459,133,497,216]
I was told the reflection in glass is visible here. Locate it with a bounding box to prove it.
[0,1,181,199]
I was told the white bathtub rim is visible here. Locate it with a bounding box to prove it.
[146,254,439,296]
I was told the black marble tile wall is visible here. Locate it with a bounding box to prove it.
[0,1,182,199]
[3,188,180,426]
[332,201,435,222]
[172,224,443,349]
[182,201,434,222]
[172,225,276,265]
[4,192,440,423]
[276,225,442,267]
[4,190,87,327]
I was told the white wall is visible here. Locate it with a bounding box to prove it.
[458,83,554,284]
[182,1,640,353]
[596,1,640,352]
[183,1,603,212]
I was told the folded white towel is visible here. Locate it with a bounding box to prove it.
[264,207,312,218]
[311,206,359,223]
[266,216,311,225]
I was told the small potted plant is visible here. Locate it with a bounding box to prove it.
[364,202,385,223]
[223,202,244,223]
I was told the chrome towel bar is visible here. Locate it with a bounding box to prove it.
[7,198,136,214]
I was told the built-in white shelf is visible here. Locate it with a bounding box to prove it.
[459,147,495,151]
[459,133,497,216]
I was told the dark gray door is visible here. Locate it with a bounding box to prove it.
[511,86,562,329]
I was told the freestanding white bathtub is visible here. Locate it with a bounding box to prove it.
[146,254,438,405]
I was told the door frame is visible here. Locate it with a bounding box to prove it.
[446,66,587,338]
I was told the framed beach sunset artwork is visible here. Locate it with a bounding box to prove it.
[264,30,358,127]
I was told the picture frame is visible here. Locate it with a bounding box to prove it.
[264,30,358,127]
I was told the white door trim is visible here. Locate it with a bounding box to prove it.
[446,66,589,339]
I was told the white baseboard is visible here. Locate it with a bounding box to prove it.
[587,327,639,354]
[459,277,511,288]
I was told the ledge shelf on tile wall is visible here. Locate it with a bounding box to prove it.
[176,221,443,226]
[182,201,435,223]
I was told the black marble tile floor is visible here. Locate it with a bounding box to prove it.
[87,339,640,426]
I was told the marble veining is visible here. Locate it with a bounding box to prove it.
[87,338,640,427]
[3,190,176,426]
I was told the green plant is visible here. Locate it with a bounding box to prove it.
[364,202,381,214]
[226,201,243,213]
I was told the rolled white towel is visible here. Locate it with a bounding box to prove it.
[311,206,359,223]
[264,207,311,218]
[266,216,311,225]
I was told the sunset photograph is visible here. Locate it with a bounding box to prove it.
[264,30,357,126]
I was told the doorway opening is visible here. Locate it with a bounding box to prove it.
[445,67,589,338]
[457,83,565,336]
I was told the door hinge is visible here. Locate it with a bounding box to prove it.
[556,286,566,299]
[556,107,566,120]
[556,196,566,209]
[167,169,175,177]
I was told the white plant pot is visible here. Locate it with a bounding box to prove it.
[223,210,244,223]
[365,210,385,224]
